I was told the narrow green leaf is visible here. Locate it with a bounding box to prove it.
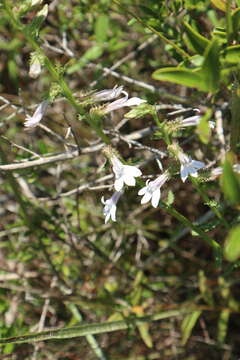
[0,310,190,345]
[95,15,109,43]
[221,155,240,205]
[181,311,202,345]
[183,21,210,55]
[217,310,230,343]
[224,224,240,262]
[137,323,153,348]
[201,39,221,93]
[223,45,240,63]
[152,68,207,91]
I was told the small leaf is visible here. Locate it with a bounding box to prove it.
[223,45,240,63]
[94,15,109,43]
[224,224,240,262]
[137,323,153,348]
[201,39,220,93]
[183,21,210,55]
[181,311,202,345]
[210,0,227,12]
[152,67,207,91]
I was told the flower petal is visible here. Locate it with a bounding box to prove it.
[124,165,142,177]
[180,165,189,182]
[124,97,146,107]
[151,189,161,208]
[110,205,117,222]
[105,212,111,224]
[114,178,124,191]
[141,191,152,204]
[191,160,205,169]
[138,186,147,196]
[123,174,136,186]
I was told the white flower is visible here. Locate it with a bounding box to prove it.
[92,85,124,102]
[29,57,41,79]
[103,91,146,114]
[179,115,215,129]
[24,100,49,128]
[101,191,123,223]
[178,153,205,182]
[111,155,142,191]
[138,172,169,208]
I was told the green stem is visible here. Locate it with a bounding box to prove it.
[68,304,107,360]
[161,202,222,267]
[191,178,229,229]
[0,309,190,345]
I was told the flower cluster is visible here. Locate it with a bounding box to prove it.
[102,147,205,223]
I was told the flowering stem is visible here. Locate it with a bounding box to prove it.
[3,0,109,144]
[161,202,222,267]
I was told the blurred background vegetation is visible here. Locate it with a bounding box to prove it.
[1,0,240,359]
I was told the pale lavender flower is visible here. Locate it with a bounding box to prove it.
[24,100,49,128]
[103,91,146,114]
[178,153,205,182]
[179,115,215,129]
[92,85,124,102]
[211,164,240,178]
[138,172,169,208]
[111,155,142,191]
[101,191,123,223]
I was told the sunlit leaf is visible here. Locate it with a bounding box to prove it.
[224,224,240,262]
[210,0,226,12]
[223,45,240,63]
[181,311,202,345]
[201,38,220,93]
[152,67,207,91]
[95,14,109,43]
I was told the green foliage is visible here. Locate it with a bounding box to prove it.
[224,224,240,262]
[1,0,240,358]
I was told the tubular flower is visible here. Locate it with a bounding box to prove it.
[138,171,169,208]
[102,91,146,114]
[24,100,49,128]
[111,155,142,191]
[178,153,205,182]
[179,115,215,129]
[101,191,123,223]
[91,85,124,102]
